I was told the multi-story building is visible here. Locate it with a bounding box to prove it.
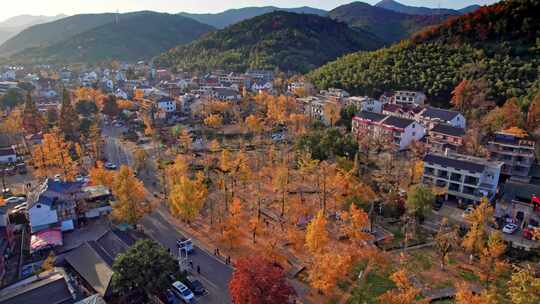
[498,181,540,230]
[393,91,426,106]
[427,123,465,153]
[487,127,536,181]
[382,103,423,120]
[352,111,425,150]
[422,151,503,204]
[346,96,383,113]
[418,106,466,129]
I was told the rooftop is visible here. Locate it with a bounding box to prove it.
[354,111,386,123]
[381,115,415,129]
[431,124,465,137]
[424,152,503,174]
[0,272,75,304]
[421,107,461,121]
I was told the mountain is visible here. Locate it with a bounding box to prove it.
[0,13,118,56]
[328,2,450,44]
[9,12,214,64]
[309,0,540,105]
[178,6,327,29]
[0,14,66,46]
[458,5,481,14]
[155,11,381,74]
[0,14,67,28]
[375,0,460,15]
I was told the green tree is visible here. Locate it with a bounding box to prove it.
[102,94,119,117]
[75,100,99,116]
[22,91,45,134]
[59,88,80,140]
[111,240,179,297]
[0,88,24,109]
[406,185,435,221]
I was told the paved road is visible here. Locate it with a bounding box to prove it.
[102,124,233,303]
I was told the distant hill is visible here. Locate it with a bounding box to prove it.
[458,5,482,14]
[375,0,460,15]
[9,12,214,64]
[328,2,450,44]
[178,6,327,29]
[0,14,66,46]
[0,13,118,56]
[309,0,540,105]
[155,11,381,74]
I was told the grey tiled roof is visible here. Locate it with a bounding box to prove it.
[431,124,465,137]
[382,116,415,129]
[424,153,485,173]
[421,107,461,121]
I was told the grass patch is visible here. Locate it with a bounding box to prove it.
[410,251,432,271]
[348,271,396,304]
[431,300,455,304]
[337,280,351,291]
[433,279,454,290]
[458,269,479,282]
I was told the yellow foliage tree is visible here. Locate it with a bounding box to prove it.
[323,102,341,127]
[341,204,371,243]
[223,198,242,249]
[305,211,329,255]
[477,231,507,286]
[89,162,115,188]
[462,197,493,256]
[178,129,192,153]
[245,114,263,135]
[168,172,208,222]
[204,114,223,129]
[379,269,427,304]
[111,165,149,225]
[455,282,497,304]
[32,129,79,180]
[507,265,540,304]
[308,252,352,294]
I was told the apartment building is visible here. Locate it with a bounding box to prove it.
[352,111,425,150]
[422,151,503,204]
[487,127,536,181]
[427,123,465,153]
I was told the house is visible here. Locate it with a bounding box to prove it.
[382,103,424,120]
[0,268,77,304]
[0,206,15,283]
[156,97,176,114]
[298,97,325,123]
[211,87,241,101]
[422,151,503,205]
[27,179,84,233]
[251,80,273,93]
[114,88,128,99]
[498,181,540,230]
[245,69,274,83]
[487,127,536,181]
[419,106,466,129]
[346,97,383,113]
[65,229,140,299]
[352,111,426,150]
[81,186,113,219]
[392,91,426,106]
[427,123,465,153]
[0,147,17,164]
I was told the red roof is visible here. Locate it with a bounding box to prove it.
[31,229,62,252]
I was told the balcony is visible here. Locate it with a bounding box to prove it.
[436,180,448,188]
[424,168,435,176]
[464,176,479,186]
[450,173,462,182]
[437,171,449,179]
[449,183,460,192]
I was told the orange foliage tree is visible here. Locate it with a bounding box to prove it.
[32,129,79,180]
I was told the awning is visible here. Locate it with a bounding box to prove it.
[61,220,74,231]
[30,228,63,252]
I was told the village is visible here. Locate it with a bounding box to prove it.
[0,60,539,304]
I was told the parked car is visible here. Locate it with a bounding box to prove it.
[184,276,206,296]
[177,238,194,254]
[503,223,519,234]
[5,196,26,204]
[165,289,181,304]
[104,162,117,170]
[3,167,16,176]
[16,164,27,174]
[432,199,443,211]
[171,281,195,303]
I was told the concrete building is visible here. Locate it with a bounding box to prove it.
[352,111,426,150]
[427,123,465,153]
[346,96,383,113]
[422,151,503,204]
[393,91,426,106]
[487,127,536,181]
[419,106,466,129]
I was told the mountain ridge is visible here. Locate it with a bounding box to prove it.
[155,11,381,74]
[178,6,327,29]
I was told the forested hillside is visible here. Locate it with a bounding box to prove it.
[10,12,214,63]
[155,11,382,74]
[309,0,540,106]
[328,2,451,44]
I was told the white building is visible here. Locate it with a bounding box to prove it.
[346,96,383,113]
[352,111,426,150]
[423,151,503,204]
[393,91,426,106]
[156,97,176,113]
[419,107,466,129]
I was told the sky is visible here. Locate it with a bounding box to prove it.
[0,0,499,22]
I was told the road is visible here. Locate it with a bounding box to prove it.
[102,123,233,303]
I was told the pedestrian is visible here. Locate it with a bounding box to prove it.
[197,265,201,274]
[216,247,220,256]
[189,261,194,268]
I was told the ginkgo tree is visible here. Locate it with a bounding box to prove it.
[110,165,149,225]
[32,129,79,180]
